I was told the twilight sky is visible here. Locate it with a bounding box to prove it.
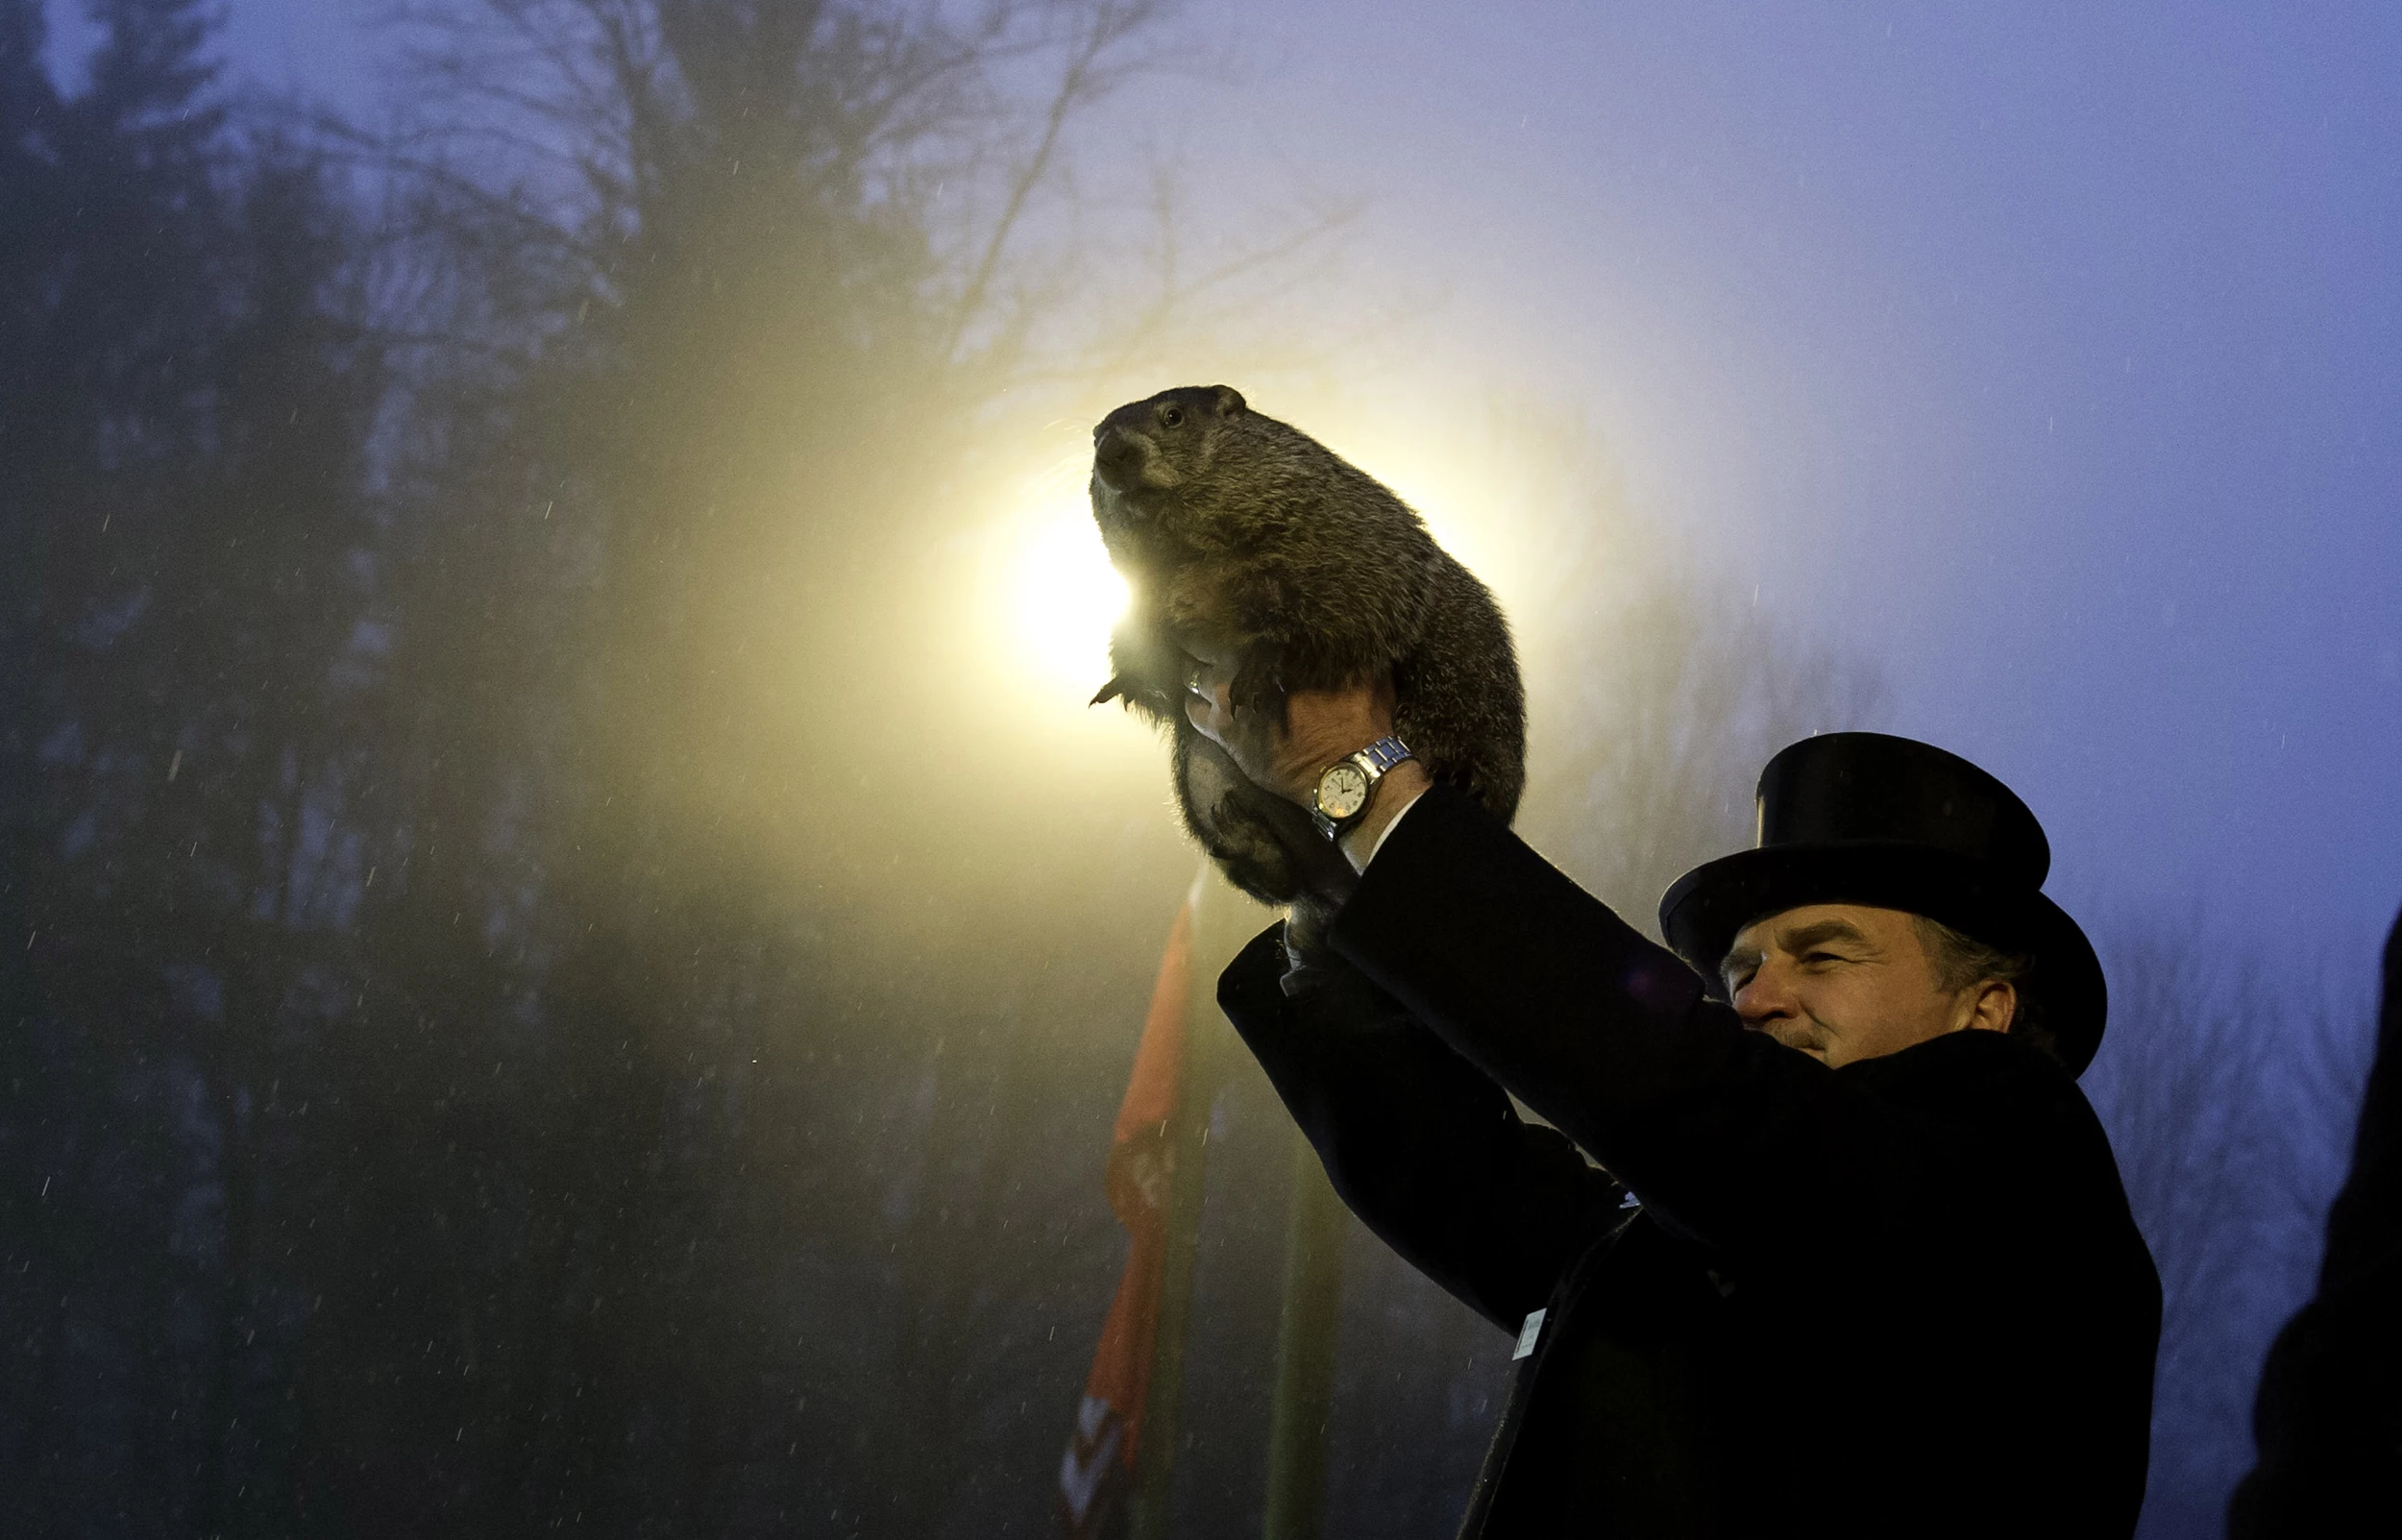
[52,1,2402,958]
[1165,2,2402,963]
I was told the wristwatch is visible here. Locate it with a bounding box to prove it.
[1311,736,1415,842]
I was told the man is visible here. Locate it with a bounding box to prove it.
[2228,900,2402,1536]
[1184,652,2161,1537]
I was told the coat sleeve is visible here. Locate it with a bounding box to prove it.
[1217,923,1623,1332]
[1324,783,1961,1274]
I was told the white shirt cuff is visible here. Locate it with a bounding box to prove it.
[1359,786,1427,868]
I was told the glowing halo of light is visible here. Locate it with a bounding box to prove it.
[1009,496,1128,693]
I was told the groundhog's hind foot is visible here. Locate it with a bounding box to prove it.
[1175,727,1302,904]
[1173,724,1364,908]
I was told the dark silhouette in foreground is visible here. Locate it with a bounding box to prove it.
[2228,901,2402,1536]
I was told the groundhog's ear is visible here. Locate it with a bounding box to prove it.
[1211,385,1246,417]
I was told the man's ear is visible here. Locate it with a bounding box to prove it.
[1963,980,2018,1035]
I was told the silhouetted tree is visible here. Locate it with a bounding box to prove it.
[0,3,396,1533]
[358,2,1211,1531]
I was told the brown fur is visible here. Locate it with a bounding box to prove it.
[1090,384,1526,905]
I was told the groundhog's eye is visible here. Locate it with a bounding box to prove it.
[1161,406,1185,428]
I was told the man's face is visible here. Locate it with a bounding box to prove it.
[1720,903,2014,1069]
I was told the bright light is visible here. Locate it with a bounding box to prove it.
[1013,499,1128,690]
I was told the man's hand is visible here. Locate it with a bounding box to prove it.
[1182,636,1432,873]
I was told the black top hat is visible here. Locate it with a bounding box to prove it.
[1658,733,2108,1076]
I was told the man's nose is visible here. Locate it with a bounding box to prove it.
[1733,966,1798,1027]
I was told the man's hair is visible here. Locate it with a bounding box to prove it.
[1910,915,2061,1065]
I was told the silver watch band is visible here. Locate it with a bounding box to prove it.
[1311,735,1415,841]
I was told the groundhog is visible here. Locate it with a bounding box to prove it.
[1088,384,1525,908]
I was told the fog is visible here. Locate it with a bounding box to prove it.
[2,3,2390,1536]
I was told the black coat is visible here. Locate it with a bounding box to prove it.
[1217,785,2162,1538]
[2226,903,2402,1535]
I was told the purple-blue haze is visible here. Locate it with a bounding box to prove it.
[1189,2,2402,964]
[85,0,2398,956]
[23,4,2394,1535]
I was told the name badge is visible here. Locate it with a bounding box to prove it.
[1512,1308,1547,1360]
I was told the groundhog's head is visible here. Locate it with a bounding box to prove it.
[1090,384,1248,539]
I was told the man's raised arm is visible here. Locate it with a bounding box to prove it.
[1186,653,1998,1274]
[1216,923,1623,1332]
[1327,782,1960,1270]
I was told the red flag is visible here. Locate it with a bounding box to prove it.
[1057,893,1193,1539]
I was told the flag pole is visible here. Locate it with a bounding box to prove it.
[1126,865,1246,1539]
[1262,1131,1347,1540]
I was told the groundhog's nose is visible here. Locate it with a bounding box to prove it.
[1092,425,1145,493]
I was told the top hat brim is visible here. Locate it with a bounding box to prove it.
[1659,842,2107,1076]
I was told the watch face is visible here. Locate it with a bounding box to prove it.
[1318,762,1372,820]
